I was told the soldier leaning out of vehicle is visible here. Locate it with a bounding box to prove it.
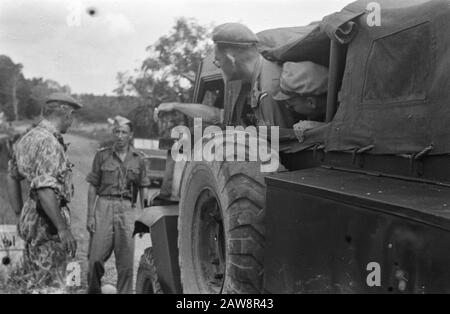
[154,22,295,129]
[273,61,329,143]
[85,116,151,294]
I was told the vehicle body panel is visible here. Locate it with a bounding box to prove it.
[264,167,450,293]
[150,212,182,294]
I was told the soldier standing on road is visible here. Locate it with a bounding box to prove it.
[86,116,150,294]
[6,93,81,286]
[153,23,295,129]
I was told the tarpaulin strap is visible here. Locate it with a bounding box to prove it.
[321,9,366,44]
[356,144,375,154]
[407,145,434,173]
[352,144,375,164]
[414,145,434,160]
[313,143,326,160]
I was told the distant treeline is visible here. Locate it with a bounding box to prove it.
[0,55,68,121]
[75,94,143,123]
[0,54,149,125]
[75,94,159,139]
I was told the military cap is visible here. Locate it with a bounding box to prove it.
[273,62,329,101]
[45,92,83,109]
[110,115,132,130]
[212,23,259,46]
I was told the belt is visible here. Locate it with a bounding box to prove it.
[101,195,132,202]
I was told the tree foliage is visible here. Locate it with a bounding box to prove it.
[0,55,23,120]
[114,17,213,138]
[0,54,74,121]
[115,17,213,106]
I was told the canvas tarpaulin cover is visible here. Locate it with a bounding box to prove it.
[261,25,331,67]
[257,24,321,51]
[269,0,450,156]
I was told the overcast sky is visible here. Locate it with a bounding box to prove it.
[0,0,352,95]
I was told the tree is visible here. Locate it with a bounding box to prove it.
[0,55,23,121]
[115,17,213,138]
[115,17,213,106]
[1,55,74,121]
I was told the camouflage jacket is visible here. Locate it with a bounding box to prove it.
[8,119,73,245]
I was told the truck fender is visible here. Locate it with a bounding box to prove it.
[133,205,179,236]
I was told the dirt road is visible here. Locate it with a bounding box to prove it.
[64,132,97,288]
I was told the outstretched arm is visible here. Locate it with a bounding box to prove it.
[155,102,223,125]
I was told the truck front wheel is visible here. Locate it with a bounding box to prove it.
[135,247,163,294]
[178,160,267,293]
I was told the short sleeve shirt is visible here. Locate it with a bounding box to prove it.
[86,145,151,199]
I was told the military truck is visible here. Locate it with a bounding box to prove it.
[135,0,450,294]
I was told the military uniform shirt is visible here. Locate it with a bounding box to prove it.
[86,145,151,199]
[251,58,295,128]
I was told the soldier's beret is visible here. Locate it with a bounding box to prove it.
[212,23,259,46]
[45,92,83,109]
[111,115,132,130]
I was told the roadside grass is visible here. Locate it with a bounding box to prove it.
[0,258,62,294]
[0,257,86,294]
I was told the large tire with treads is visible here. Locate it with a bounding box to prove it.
[178,159,269,294]
[135,247,163,294]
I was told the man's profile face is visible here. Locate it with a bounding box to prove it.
[214,45,237,81]
[60,107,74,134]
[113,124,133,149]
